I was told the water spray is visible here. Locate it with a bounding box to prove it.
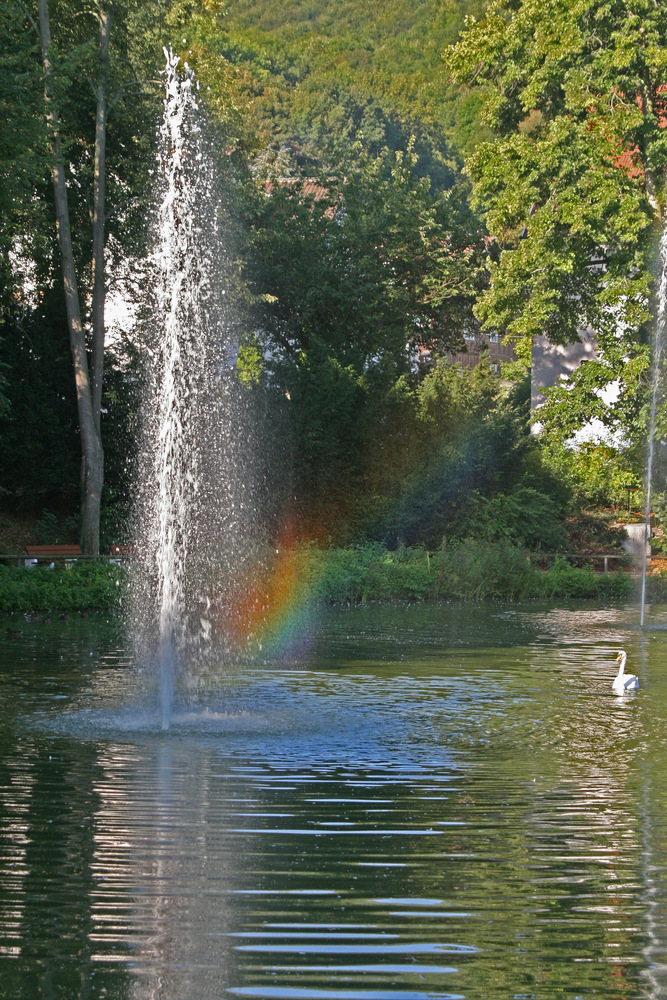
[641,222,667,628]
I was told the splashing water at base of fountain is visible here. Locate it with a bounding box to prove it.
[131,50,257,729]
[642,222,667,627]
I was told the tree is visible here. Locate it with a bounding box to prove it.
[0,2,50,421]
[8,0,225,552]
[189,0,491,165]
[371,362,533,546]
[34,0,105,554]
[0,287,80,498]
[0,3,48,288]
[446,0,667,437]
[240,147,486,539]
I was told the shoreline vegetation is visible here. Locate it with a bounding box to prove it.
[1,541,665,615]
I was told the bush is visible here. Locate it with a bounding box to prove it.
[0,543,634,614]
[643,565,667,601]
[314,543,434,602]
[439,537,535,599]
[534,555,631,600]
[448,488,567,551]
[35,509,79,544]
[302,541,631,603]
[0,561,126,613]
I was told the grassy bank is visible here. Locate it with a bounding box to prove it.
[0,541,653,615]
[308,541,635,602]
[0,561,124,614]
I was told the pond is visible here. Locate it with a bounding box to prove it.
[1,601,667,999]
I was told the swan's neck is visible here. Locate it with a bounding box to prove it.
[616,654,627,677]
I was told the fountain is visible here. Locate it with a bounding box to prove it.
[131,49,256,728]
[641,221,667,627]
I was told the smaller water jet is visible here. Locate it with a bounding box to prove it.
[641,221,667,628]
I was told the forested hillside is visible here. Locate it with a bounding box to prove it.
[199,0,491,168]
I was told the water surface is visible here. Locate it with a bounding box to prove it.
[2,602,667,999]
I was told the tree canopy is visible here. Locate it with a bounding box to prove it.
[447,0,667,441]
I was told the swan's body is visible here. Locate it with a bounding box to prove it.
[612,650,639,694]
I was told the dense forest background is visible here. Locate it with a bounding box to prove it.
[1,0,665,556]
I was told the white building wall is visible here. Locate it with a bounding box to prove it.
[530,330,596,409]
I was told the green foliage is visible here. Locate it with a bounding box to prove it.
[2,0,172,297]
[0,2,49,290]
[454,486,568,550]
[537,555,630,601]
[0,288,80,497]
[35,510,59,545]
[563,510,628,554]
[644,564,667,600]
[0,561,125,613]
[315,543,436,602]
[36,509,78,544]
[244,148,483,367]
[447,0,666,437]
[280,540,632,602]
[440,537,536,599]
[241,152,487,539]
[541,439,640,510]
[372,365,533,547]
[0,288,142,530]
[0,1,51,418]
[0,543,634,613]
[416,356,498,435]
[193,0,491,169]
[1,0,653,564]
[98,487,130,553]
[237,337,264,386]
[98,335,144,540]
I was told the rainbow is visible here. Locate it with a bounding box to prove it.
[210,523,325,659]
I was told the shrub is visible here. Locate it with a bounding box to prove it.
[0,561,126,613]
[0,542,634,614]
[439,537,535,599]
[534,555,631,600]
[307,541,631,603]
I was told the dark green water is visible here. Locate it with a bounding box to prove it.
[2,602,667,1000]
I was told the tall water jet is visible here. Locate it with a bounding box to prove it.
[132,50,256,728]
[641,221,667,627]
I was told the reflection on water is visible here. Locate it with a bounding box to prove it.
[1,603,667,999]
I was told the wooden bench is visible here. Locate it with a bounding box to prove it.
[25,544,83,564]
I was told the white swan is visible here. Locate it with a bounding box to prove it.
[612,650,639,694]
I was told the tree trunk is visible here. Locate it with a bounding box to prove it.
[91,5,112,433]
[37,0,104,555]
